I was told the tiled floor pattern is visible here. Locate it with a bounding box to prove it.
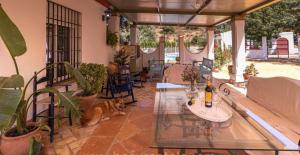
[42,82,248,155]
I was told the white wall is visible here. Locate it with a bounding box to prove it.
[220,31,232,49]
[179,36,208,64]
[0,0,113,119]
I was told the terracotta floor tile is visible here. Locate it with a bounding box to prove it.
[76,136,114,154]
[107,142,129,154]
[128,108,153,122]
[116,122,142,142]
[130,114,154,130]
[121,129,153,153]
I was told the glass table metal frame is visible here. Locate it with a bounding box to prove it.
[152,83,300,155]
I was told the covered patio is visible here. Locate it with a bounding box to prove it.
[0,0,299,155]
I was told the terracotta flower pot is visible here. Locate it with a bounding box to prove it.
[227,65,233,74]
[1,124,41,155]
[75,94,97,126]
[243,73,252,80]
[213,67,220,72]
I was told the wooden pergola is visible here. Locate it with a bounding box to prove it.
[96,0,280,26]
[96,0,281,82]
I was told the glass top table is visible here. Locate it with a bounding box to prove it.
[152,83,300,154]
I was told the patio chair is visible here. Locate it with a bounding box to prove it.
[32,71,72,143]
[199,58,213,83]
[148,60,164,81]
[101,67,137,104]
[120,64,144,88]
[111,74,136,104]
[192,60,203,66]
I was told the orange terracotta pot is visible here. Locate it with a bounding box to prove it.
[1,124,41,155]
[213,67,220,72]
[227,65,233,74]
[243,73,252,80]
[75,94,97,126]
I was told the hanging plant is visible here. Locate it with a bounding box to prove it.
[107,30,118,47]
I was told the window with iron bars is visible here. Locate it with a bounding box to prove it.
[46,1,81,84]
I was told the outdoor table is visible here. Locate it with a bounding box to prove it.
[152,83,300,155]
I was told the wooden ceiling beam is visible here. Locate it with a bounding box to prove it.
[95,0,111,8]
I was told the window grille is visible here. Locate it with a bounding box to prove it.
[46,1,81,83]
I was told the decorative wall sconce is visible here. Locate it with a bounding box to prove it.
[102,8,112,22]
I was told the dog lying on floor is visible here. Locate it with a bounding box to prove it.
[79,97,126,127]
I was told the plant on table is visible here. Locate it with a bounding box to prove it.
[181,66,201,91]
[0,5,80,155]
[243,63,259,80]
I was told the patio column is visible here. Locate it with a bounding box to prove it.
[130,24,137,45]
[159,36,165,60]
[262,36,268,60]
[207,27,215,60]
[298,34,300,59]
[108,13,120,50]
[231,15,246,82]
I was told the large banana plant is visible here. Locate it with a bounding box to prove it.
[0,5,80,135]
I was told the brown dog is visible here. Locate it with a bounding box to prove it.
[80,97,126,127]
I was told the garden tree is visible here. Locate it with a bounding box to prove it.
[291,1,300,55]
[245,0,299,42]
[215,22,231,34]
[138,25,157,48]
[191,35,207,46]
[159,26,175,36]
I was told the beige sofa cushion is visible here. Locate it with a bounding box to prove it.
[247,76,300,125]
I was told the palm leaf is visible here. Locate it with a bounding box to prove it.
[64,62,91,95]
[0,74,24,88]
[0,89,22,132]
[0,5,26,57]
[28,137,42,155]
[37,88,81,119]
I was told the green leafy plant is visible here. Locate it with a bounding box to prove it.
[107,30,118,47]
[0,5,80,136]
[28,137,42,155]
[181,66,201,91]
[138,25,158,49]
[214,46,232,69]
[181,66,201,83]
[79,63,107,96]
[244,63,259,76]
[114,48,129,66]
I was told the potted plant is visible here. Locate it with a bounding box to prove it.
[107,30,118,47]
[175,57,180,62]
[64,62,107,126]
[227,65,233,74]
[0,5,80,155]
[243,63,259,80]
[213,62,221,72]
[113,48,129,66]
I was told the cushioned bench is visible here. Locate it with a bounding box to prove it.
[247,76,300,125]
[222,76,300,155]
